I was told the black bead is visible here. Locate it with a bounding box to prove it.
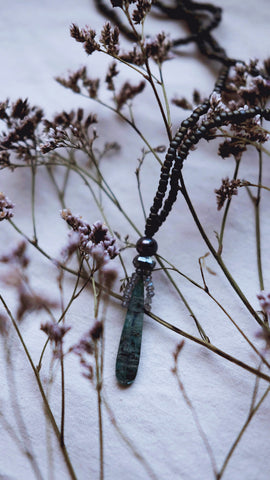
[178,126,187,134]
[170,140,178,148]
[200,124,208,131]
[181,120,190,128]
[263,109,270,120]
[220,111,228,120]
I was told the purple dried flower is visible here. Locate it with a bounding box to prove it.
[60,211,119,266]
[215,178,241,210]
[0,240,29,269]
[0,192,14,221]
[17,288,58,321]
[41,321,71,343]
[257,292,270,317]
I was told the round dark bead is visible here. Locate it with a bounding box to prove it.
[191,112,200,120]
[181,119,192,127]
[220,111,228,120]
[189,134,197,143]
[178,126,187,134]
[136,237,158,256]
[263,109,270,120]
[170,140,178,148]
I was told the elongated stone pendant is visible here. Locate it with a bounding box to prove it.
[116,236,158,386]
[115,276,144,385]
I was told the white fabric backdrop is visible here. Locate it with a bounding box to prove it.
[0,1,270,479]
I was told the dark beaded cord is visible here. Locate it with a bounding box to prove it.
[145,98,270,238]
[144,64,230,238]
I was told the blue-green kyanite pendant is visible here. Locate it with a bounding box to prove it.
[115,277,144,386]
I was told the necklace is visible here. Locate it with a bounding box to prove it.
[114,2,270,386]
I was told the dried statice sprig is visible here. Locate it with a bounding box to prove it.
[215,177,241,210]
[61,209,119,267]
[105,61,119,91]
[0,241,58,320]
[17,289,59,322]
[70,22,120,57]
[119,32,172,66]
[203,61,270,150]
[41,321,71,359]
[0,98,43,162]
[0,240,28,268]
[115,80,145,110]
[132,0,151,24]
[40,108,98,153]
[71,321,103,380]
[56,66,100,98]
[0,192,14,221]
[257,292,270,318]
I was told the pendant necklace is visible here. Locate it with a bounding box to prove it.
[113,0,270,385]
[115,58,270,386]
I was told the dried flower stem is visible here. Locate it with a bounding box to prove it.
[217,159,241,255]
[178,172,264,326]
[0,294,78,480]
[148,309,270,383]
[103,396,159,480]
[30,156,38,245]
[198,256,270,369]
[157,256,210,342]
[4,346,44,480]
[172,347,218,478]
[255,147,264,291]
[217,384,270,479]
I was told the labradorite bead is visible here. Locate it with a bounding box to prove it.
[136,237,158,256]
[133,255,156,271]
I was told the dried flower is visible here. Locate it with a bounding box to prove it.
[41,321,71,343]
[0,313,9,336]
[172,97,193,110]
[110,0,124,7]
[0,240,28,268]
[41,321,71,358]
[17,289,58,321]
[215,178,241,210]
[115,80,145,110]
[257,292,270,317]
[119,45,145,66]
[105,62,119,91]
[256,325,270,350]
[0,192,14,221]
[70,24,101,55]
[60,211,119,266]
[56,67,100,99]
[90,320,103,340]
[0,99,43,162]
[100,22,120,56]
[40,108,98,153]
[145,32,172,64]
[132,0,151,24]
[218,139,247,161]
